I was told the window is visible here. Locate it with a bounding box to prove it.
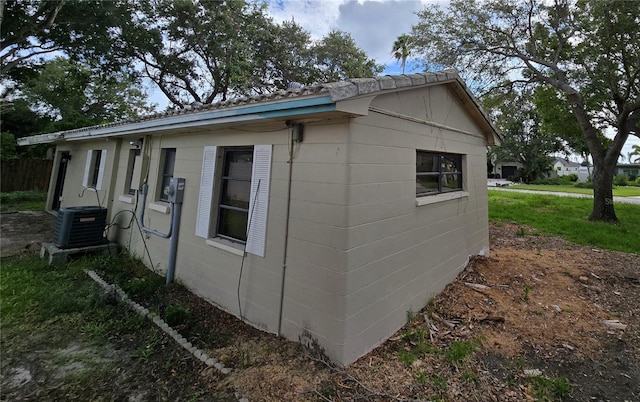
[158,148,176,202]
[416,151,463,196]
[195,144,272,257]
[217,147,253,243]
[125,148,142,195]
[83,149,107,190]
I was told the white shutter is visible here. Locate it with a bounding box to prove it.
[195,146,217,238]
[82,150,92,187]
[245,144,272,257]
[96,149,107,190]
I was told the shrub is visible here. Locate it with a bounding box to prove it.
[574,181,593,189]
[164,304,190,326]
[531,177,571,185]
[613,174,629,186]
[566,173,579,182]
[0,191,47,203]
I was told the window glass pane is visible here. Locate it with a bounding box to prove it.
[91,150,102,186]
[442,155,461,173]
[128,149,141,195]
[160,148,176,201]
[221,179,251,209]
[416,150,463,196]
[417,153,438,173]
[223,149,253,179]
[416,175,439,194]
[441,173,462,192]
[218,208,248,242]
[163,149,176,175]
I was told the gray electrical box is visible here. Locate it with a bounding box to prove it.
[167,178,185,203]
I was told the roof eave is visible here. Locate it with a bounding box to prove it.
[20,94,337,145]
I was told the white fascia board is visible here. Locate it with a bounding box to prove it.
[16,133,62,146]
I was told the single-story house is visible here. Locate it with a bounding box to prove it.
[19,69,500,366]
[616,163,640,178]
[552,157,590,182]
[491,161,522,179]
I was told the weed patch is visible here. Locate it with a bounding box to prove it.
[527,375,572,401]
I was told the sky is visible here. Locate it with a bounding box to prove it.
[262,0,639,161]
[265,0,433,74]
[147,0,638,160]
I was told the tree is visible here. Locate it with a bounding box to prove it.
[19,57,152,129]
[1,0,136,75]
[487,90,563,183]
[122,1,382,108]
[411,0,640,222]
[312,30,383,83]
[392,34,413,74]
[631,145,640,163]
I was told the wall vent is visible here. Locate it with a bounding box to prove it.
[53,206,107,248]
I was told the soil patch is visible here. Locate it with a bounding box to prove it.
[0,211,54,257]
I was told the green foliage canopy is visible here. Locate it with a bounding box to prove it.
[411,0,640,222]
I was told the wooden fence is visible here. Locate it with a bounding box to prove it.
[1,159,53,192]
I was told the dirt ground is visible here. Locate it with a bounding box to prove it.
[1,212,638,401]
[0,211,54,257]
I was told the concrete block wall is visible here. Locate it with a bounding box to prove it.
[337,86,490,364]
[107,128,292,335]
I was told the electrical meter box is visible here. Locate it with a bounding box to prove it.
[167,178,185,203]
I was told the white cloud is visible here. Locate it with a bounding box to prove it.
[265,0,440,73]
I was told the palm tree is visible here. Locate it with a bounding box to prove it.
[631,144,640,163]
[392,34,413,74]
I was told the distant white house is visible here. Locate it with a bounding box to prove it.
[552,157,590,182]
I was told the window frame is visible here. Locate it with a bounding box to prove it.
[125,148,142,195]
[416,151,463,197]
[158,148,176,202]
[215,146,254,244]
[83,149,107,190]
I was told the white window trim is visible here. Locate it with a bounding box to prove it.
[416,191,469,206]
[206,238,245,256]
[82,149,107,190]
[149,202,170,214]
[195,146,217,238]
[118,195,135,204]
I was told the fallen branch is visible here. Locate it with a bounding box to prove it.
[601,320,627,330]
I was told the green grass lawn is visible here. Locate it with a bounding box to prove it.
[506,184,640,197]
[489,190,640,254]
[0,191,47,212]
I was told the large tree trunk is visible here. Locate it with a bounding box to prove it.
[589,163,618,222]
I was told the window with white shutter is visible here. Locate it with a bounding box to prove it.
[194,144,272,257]
[82,149,107,190]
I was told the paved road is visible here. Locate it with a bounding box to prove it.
[489,187,640,205]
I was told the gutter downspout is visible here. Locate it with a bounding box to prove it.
[277,123,302,335]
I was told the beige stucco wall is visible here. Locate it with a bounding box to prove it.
[46,83,491,367]
[47,139,120,211]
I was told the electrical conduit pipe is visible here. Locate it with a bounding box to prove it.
[139,179,184,284]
